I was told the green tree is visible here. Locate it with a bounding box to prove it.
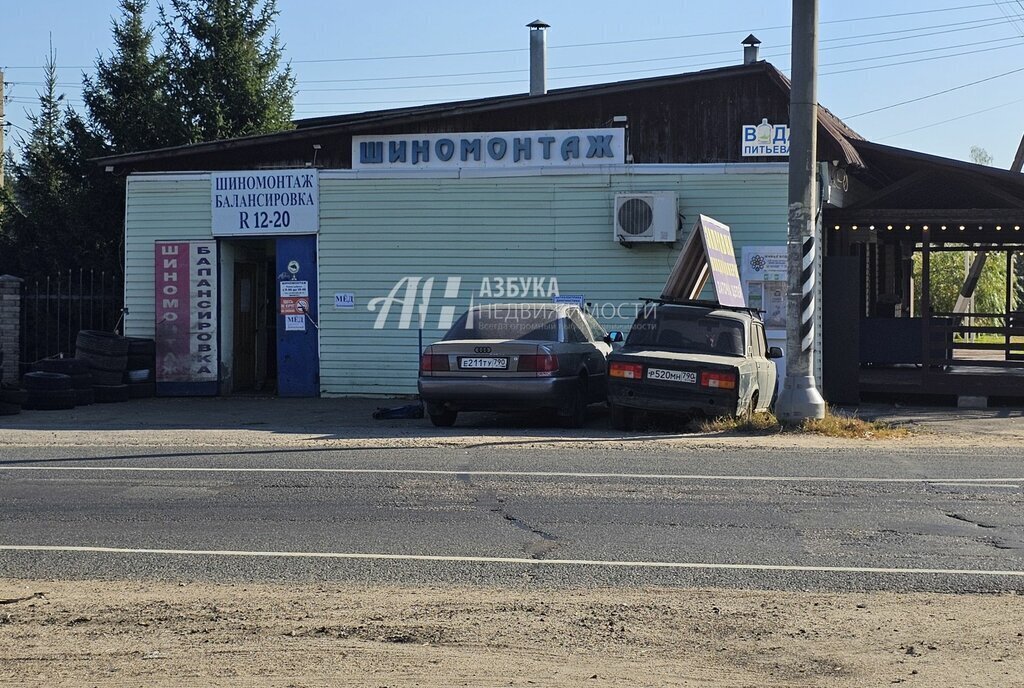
[913,250,1007,321]
[160,0,295,143]
[0,49,124,279]
[969,146,993,166]
[83,0,187,152]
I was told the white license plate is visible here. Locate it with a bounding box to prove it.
[647,368,696,384]
[459,357,509,370]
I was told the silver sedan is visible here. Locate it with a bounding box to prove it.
[417,303,616,427]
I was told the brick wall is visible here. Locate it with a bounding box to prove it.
[0,275,23,384]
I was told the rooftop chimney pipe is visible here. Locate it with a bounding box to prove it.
[742,34,761,64]
[528,20,550,95]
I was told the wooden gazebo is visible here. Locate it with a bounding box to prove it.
[822,141,1024,403]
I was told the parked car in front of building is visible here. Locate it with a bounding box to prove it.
[418,303,616,428]
[606,300,782,430]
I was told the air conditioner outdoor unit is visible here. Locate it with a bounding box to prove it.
[613,192,678,244]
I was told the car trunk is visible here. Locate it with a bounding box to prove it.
[613,349,741,403]
[422,340,558,378]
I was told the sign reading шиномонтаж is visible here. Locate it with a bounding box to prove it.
[154,241,218,384]
[741,119,790,157]
[352,129,625,170]
[211,170,319,236]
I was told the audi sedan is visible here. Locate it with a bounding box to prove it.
[418,303,618,427]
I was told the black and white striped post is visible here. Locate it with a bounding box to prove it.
[776,0,826,422]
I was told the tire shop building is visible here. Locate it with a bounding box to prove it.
[100,31,1024,402]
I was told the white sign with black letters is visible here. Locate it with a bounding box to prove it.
[211,170,319,236]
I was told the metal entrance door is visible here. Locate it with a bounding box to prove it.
[275,236,319,397]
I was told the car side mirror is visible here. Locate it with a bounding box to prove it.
[603,331,624,344]
[767,346,784,359]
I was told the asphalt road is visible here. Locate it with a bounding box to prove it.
[1,443,1023,592]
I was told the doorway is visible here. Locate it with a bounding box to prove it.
[222,239,277,394]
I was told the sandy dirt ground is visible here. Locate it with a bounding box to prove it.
[1,579,1022,687]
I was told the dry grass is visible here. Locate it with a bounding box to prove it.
[700,408,911,439]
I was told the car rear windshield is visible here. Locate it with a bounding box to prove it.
[443,306,561,341]
[625,307,745,356]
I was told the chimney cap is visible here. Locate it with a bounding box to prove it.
[741,34,761,46]
[527,19,550,29]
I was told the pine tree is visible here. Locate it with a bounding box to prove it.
[160,0,295,143]
[0,51,123,278]
[83,0,187,152]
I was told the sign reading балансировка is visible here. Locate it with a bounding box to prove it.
[211,170,319,236]
[353,129,624,170]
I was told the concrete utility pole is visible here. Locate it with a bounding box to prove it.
[776,0,826,422]
[0,69,5,189]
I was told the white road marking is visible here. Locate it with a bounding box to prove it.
[929,482,1020,489]
[0,465,1022,485]
[0,544,1021,577]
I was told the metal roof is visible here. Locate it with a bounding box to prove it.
[94,61,865,167]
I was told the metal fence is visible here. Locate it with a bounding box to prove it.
[19,269,124,374]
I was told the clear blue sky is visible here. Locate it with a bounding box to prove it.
[3,0,1024,165]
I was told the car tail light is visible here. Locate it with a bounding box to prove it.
[609,361,644,380]
[420,352,449,373]
[517,351,559,376]
[701,371,736,389]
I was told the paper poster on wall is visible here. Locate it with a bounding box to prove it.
[742,246,787,329]
[334,292,355,309]
[154,241,218,391]
[284,314,306,332]
[279,280,310,315]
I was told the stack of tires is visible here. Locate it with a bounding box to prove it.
[125,337,156,399]
[34,357,95,406]
[22,372,77,411]
[75,330,130,404]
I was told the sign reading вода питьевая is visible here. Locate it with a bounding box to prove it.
[352,129,625,170]
[211,170,319,236]
[741,119,790,157]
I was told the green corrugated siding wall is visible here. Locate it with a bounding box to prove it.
[123,174,213,339]
[317,171,787,396]
[121,170,787,395]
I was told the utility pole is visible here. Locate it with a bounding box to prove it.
[0,69,5,189]
[776,0,826,422]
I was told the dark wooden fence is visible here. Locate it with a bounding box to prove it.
[19,269,124,374]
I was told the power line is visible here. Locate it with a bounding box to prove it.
[820,41,1024,75]
[291,35,1021,94]
[285,2,1008,64]
[877,96,1024,139]
[286,15,1016,86]
[11,14,1015,91]
[845,65,1024,118]
[3,0,997,71]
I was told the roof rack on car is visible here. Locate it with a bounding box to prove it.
[639,297,765,315]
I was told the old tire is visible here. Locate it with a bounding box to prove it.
[34,357,89,376]
[22,372,73,392]
[76,331,129,386]
[1,385,28,406]
[609,404,634,431]
[126,337,156,357]
[428,407,458,427]
[93,384,130,404]
[25,389,77,411]
[75,387,96,406]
